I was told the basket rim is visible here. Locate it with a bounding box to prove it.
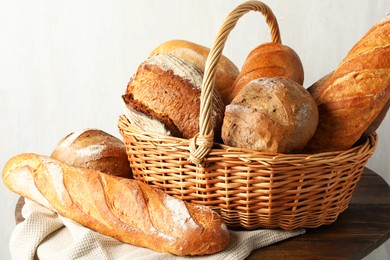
[118,115,378,161]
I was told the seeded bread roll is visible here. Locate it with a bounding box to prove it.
[222,78,318,153]
[150,39,239,105]
[123,54,225,140]
[229,42,304,102]
[51,129,132,179]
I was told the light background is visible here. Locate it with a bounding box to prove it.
[0,0,389,259]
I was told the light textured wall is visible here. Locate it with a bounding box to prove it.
[0,1,389,259]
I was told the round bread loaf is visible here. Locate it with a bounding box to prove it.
[150,39,239,105]
[51,129,132,178]
[123,53,225,140]
[230,42,304,102]
[222,78,318,153]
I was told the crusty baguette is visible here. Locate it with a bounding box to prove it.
[305,15,390,152]
[229,42,304,102]
[308,71,389,139]
[2,153,230,256]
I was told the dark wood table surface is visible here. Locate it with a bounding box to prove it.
[15,168,390,259]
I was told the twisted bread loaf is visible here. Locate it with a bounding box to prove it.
[2,153,230,256]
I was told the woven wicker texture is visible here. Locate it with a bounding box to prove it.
[118,1,378,230]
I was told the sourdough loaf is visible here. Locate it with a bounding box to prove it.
[123,54,225,140]
[222,78,318,153]
[51,129,132,178]
[150,39,239,105]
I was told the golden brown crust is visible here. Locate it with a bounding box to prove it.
[305,16,390,153]
[229,42,304,102]
[307,71,334,98]
[363,100,389,137]
[124,54,225,140]
[222,78,318,153]
[2,153,230,256]
[150,39,239,106]
[51,129,132,178]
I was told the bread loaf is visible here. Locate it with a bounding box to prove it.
[307,71,333,98]
[305,15,390,152]
[51,129,132,179]
[123,54,225,140]
[229,42,304,102]
[308,71,389,139]
[2,153,230,256]
[150,39,239,105]
[363,100,389,137]
[222,78,318,153]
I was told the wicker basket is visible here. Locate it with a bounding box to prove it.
[118,0,378,230]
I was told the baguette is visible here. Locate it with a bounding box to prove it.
[2,153,230,256]
[305,15,390,152]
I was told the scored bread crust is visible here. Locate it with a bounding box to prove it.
[222,78,318,153]
[51,129,132,178]
[2,153,230,256]
[123,54,225,140]
[305,15,390,152]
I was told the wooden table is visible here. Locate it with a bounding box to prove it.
[15,168,390,259]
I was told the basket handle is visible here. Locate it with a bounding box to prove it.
[189,0,281,164]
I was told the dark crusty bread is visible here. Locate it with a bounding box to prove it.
[51,129,132,178]
[2,153,230,256]
[123,54,225,140]
[150,39,239,106]
[305,15,390,152]
[222,78,318,153]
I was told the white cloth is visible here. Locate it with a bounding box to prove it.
[10,199,305,260]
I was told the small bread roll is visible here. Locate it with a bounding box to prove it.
[51,129,132,178]
[229,42,304,102]
[123,53,225,140]
[150,39,239,105]
[222,78,318,153]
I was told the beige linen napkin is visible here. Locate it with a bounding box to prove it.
[10,199,305,260]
